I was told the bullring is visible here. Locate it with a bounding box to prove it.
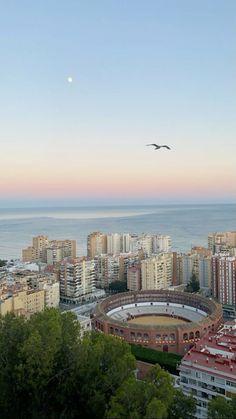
[92,290,223,355]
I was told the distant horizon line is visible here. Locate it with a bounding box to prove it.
[1,202,236,210]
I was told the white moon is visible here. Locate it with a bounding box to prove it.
[67,77,73,83]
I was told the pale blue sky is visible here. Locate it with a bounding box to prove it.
[1,1,236,206]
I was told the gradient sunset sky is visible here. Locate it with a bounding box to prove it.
[1,1,235,206]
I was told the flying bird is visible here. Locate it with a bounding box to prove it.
[146,143,171,150]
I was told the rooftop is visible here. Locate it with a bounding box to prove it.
[181,321,236,378]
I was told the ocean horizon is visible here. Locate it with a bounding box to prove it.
[0,204,236,260]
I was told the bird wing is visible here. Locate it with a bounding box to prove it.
[146,144,158,147]
[161,145,171,149]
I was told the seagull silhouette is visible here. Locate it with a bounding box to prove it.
[146,143,171,150]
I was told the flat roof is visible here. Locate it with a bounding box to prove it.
[181,327,236,379]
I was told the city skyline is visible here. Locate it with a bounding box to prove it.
[1,1,236,206]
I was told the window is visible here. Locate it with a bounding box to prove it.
[226,380,236,388]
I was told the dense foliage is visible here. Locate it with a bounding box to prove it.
[108,280,128,293]
[208,396,236,419]
[106,365,196,419]
[130,343,182,375]
[0,259,7,267]
[185,272,200,293]
[0,309,195,419]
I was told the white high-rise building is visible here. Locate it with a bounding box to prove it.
[152,235,172,253]
[107,233,121,254]
[60,258,95,301]
[121,233,131,253]
[137,234,153,257]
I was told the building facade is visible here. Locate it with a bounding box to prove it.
[212,255,236,306]
[127,264,142,291]
[179,321,236,418]
[87,232,107,258]
[208,231,236,254]
[60,257,96,302]
[22,235,76,263]
[141,253,173,290]
[0,283,45,317]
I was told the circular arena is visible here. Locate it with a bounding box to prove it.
[92,290,223,355]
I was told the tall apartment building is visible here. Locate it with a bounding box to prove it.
[136,234,153,257]
[152,235,172,253]
[121,233,132,253]
[22,235,49,262]
[135,234,171,256]
[87,232,107,258]
[22,236,76,263]
[50,239,76,259]
[60,257,96,301]
[177,251,212,292]
[127,264,141,291]
[141,253,173,290]
[212,255,236,306]
[179,322,236,419]
[107,233,122,254]
[208,231,236,254]
[87,232,171,257]
[94,251,144,289]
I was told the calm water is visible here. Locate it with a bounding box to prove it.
[0,204,236,260]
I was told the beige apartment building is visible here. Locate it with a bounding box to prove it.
[25,273,60,308]
[87,232,107,258]
[22,235,76,263]
[141,253,173,290]
[0,283,45,317]
[208,231,236,254]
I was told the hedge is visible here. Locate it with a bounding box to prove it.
[130,343,182,375]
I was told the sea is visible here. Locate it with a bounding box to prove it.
[0,204,236,260]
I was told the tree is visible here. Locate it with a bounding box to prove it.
[0,309,196,419]
[106,364,175,419]
[0,309,136,419]
[185,272,200,293]
[108,280,127,293]
[167,389,196,419]
[144,364,174,406]
[0,259,7,267]
[208,396,234,419]
[146,399,167,419]
[106,376,169,419]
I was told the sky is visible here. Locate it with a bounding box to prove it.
[0,0,236,207]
